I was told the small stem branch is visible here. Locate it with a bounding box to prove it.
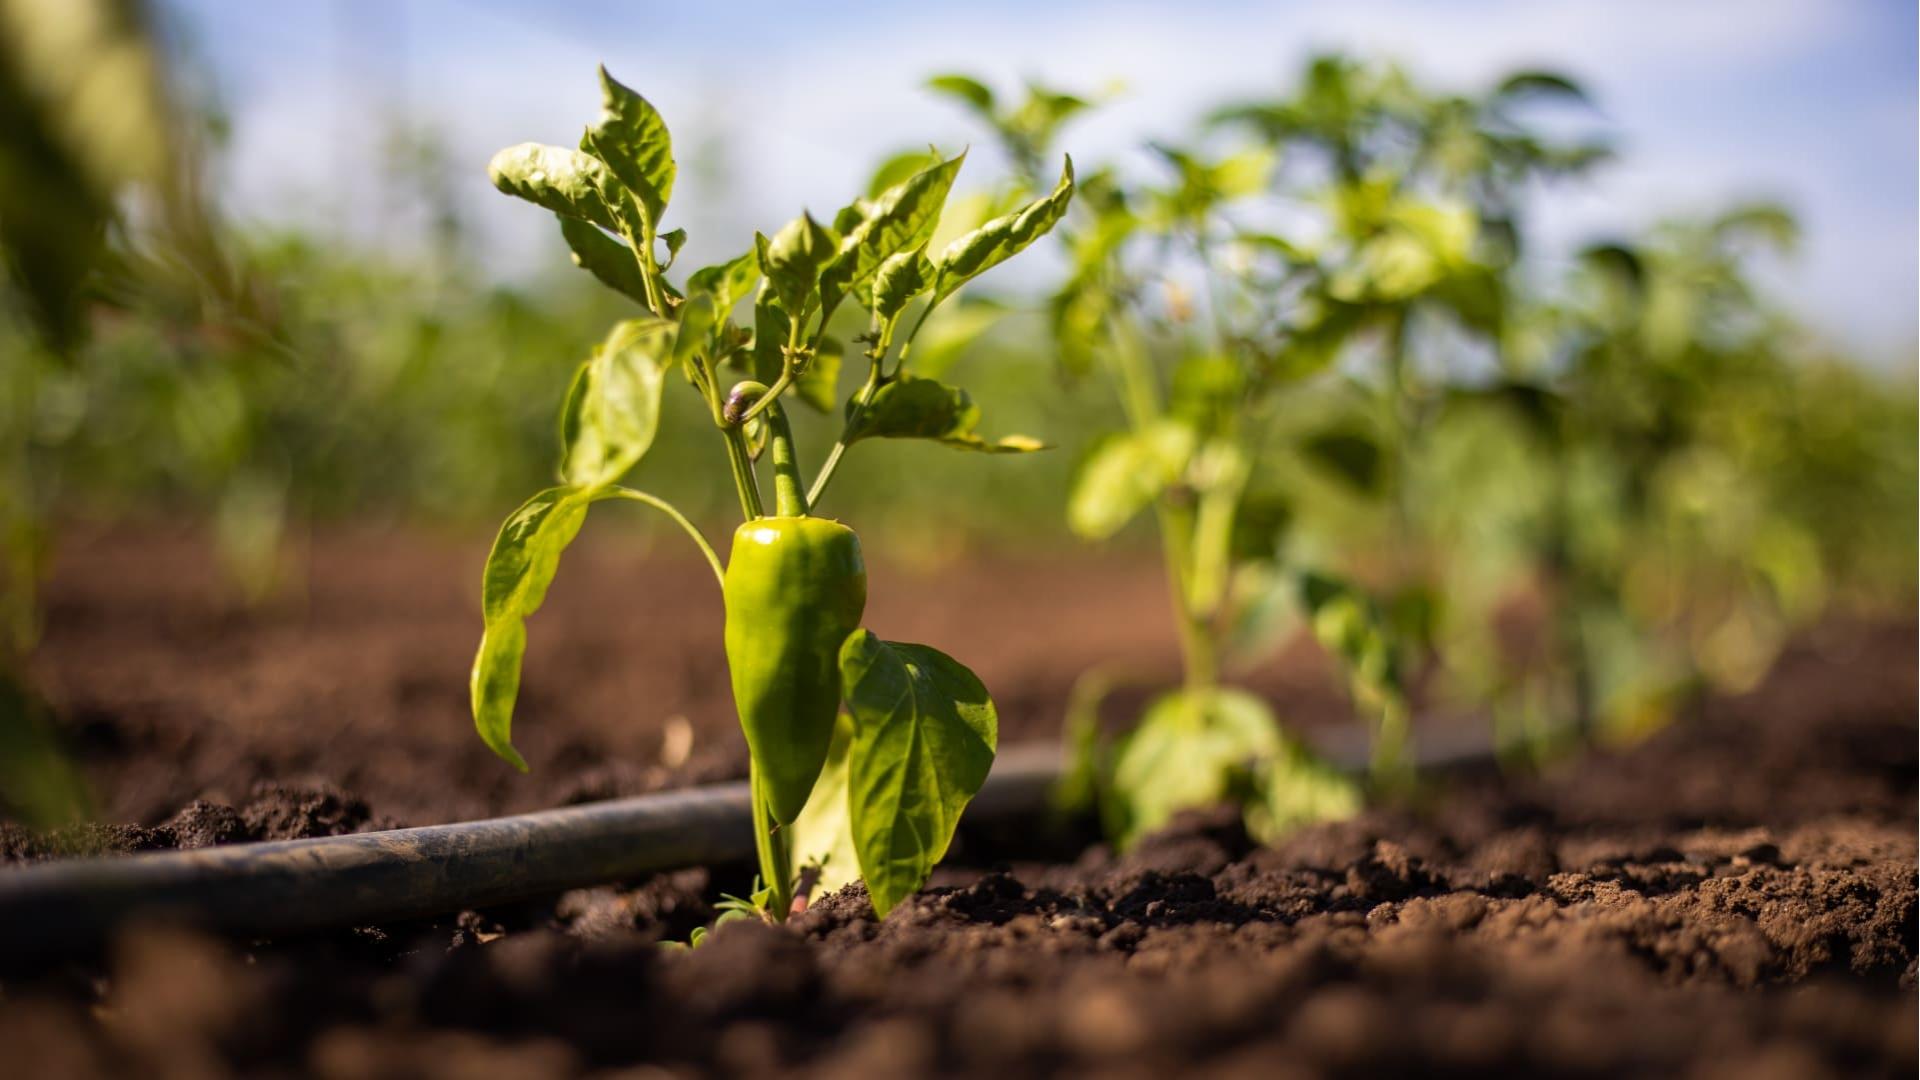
[807,357,881,510]
[749,763,795,921]
[602,487,724,587]
[725,382,808,516]
[620,221,667,318]
[723,426,764,521]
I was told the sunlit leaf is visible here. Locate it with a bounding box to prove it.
[488,143,621,232]
[1067,420,1195,539]
[845,375,1043,453]
[557,217,648,306]
[932,156,1075,304]
[840,631,997,917]
[820,152,965,315]
[581,66,675,228]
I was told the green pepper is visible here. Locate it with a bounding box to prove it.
[721,382,866,827]
[723,515,865,824]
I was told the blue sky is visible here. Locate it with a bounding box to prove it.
[168,0,1916,364]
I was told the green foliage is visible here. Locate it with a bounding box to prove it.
[932,157,1075,305]
[582,66,675,231]
[460,65,1065,922]
[1107,688,1357,846]
[845,375,1043,453]
[839,631,998,917]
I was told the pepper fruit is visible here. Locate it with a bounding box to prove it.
[721,381,866,830]
[723,514,865,824]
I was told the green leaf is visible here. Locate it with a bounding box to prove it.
[673,292,717,371]
[1492,70,1590,106]
[559,318,675,489]
[872,245,937,326]
[1297,571,1403,700]
[820,153,966,314]
[759,213,839,315]
[748,280,791,383]
[926,74,997,119]
[1246,737,1363,844]
[1067,420,1195,539]
[796,335,843,413]
[488,143,621,232]
[473,487,593,769]
[904,298,1004,379]
[932,156,1074,304]
[788,714,860,899]
[839,631,998,917]
[581,66,675,229]
[686,249,761,315]
[1109,688,1279,846]
[864,149,945,198]
[845,375,1044,453]
[557,217,648,306]
[659,228,687,268]
[1299,426,1386,495]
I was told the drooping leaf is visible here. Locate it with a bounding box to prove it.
[819,153,965,314]
[488,143,621,232]
[581,66,675,228]
[473,487,593,769]
[845,375,1043,453]
[932,156,1075,304]
[839,631,997,917]
[557,216,649,306]
[559,318,675,489]
[1067,420,1196,539]
[758,213,839,315]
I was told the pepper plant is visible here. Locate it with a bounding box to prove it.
[469,67,1072,919]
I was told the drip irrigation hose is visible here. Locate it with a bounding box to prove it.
[0,728,1499,965]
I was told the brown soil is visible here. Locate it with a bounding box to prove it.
[1,526,1915,1078]
[18,523,1350,833]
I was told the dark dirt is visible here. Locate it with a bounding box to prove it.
[1,526,1915,1078]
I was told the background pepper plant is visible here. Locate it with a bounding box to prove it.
[932,59,1611,846]
[469,66,1073,920]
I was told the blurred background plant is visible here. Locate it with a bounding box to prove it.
[1,1,1912,832]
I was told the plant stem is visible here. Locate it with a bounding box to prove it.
[602,487,724,587]
[722,426,764,521]
[763,401,808,517]
[620,221,667,318]
[806,315,898,510]
[1156,499,1219,698]
[725,382,807,516]
[806,359,881,510]
[1103,314,1220,703]
[749,763,794,921]
[732,307,809,427]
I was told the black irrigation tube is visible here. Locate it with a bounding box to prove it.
[0,727,1500,964]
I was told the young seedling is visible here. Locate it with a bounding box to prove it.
[470,67,1072,920]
